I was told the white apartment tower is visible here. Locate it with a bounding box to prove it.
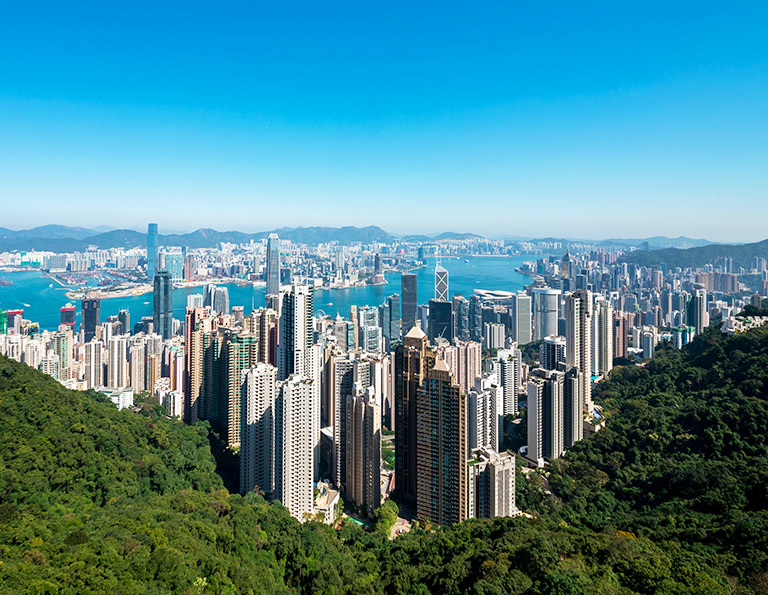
[240,363,278,497]
[565,289,593,414]
[275,374,316,521]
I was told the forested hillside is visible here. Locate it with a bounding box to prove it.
[1,325,768,593]
[541,327,768,589]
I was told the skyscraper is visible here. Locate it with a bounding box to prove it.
[118,309,130,337]
[415,357,468,525]
[153,271,173,341]
[222,331,257,446]
[533,288,560,341]
[540,335,566,370]
[565,289,593,414]
[147,223,159,279]
[184,306,211,424]
[345,384,382,516]
[266,233,280,298]
[428,299,453,344]
[495,349,522,416]
[60,303,76,329]
[469,295,483,342]
[275,374,316,521]
[452,295,470,341]
[107,336,129,388]
[510,293,532,345]
[592,298,614,375]
[527,369,564,465]
[435,264,449,302]
[401,273,417,335]
[84,339,103,389]
[278,284,314,380]
[213,286,230,315]
[82,297,101,342]
[394,325,434,505]
[687,286,708,335]
[240,363,278,497]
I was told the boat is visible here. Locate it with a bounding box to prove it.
[143,301,150,305]
[0,278,11,287]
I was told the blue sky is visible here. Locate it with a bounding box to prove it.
[1,2,766,241]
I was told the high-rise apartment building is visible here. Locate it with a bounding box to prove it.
[436,340,481,394]
[592,298,614,375]
[275,374,316,521]
[240,363,278,497]
[527,366,583,466]
[84,339,103,389]
[183,306,212,424]
[495,348,522,416]
[467,447,516,519]
[107,335,129,388]
[222,330,257,446]
[345,384,382,516]
[565,289,593,414]
[540,335,566,370]
[687,287,708,335]
[527,369,564,465]
[278,284,314,380]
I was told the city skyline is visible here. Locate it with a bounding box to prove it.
[1,3,767,240]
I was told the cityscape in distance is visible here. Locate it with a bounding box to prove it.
[1,3,768,594]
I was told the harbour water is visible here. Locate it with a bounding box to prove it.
[0,256,533,331]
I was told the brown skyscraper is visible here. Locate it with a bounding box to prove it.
[394,325,435,506]
[415,358,468,526]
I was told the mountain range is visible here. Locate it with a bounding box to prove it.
[0,224,723,253]
[620,238,768,270]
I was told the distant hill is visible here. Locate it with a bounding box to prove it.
[598,235,715,249]
[433,231,483,241]
[399,231,484,243]
[13,225,98,240]
[0,225,394,251]
[619,238,768,269]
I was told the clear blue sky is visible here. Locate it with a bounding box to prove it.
[1,2,766,241]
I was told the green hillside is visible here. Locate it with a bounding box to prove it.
[540,327,768,588]
[2,325,768,593]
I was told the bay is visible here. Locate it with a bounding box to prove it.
[0,256,533,331]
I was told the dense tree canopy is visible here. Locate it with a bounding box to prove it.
[1,324,767,593]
